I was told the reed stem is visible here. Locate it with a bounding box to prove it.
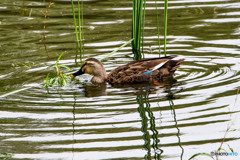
[132,0,145,60]
[155,0,161,56]
[100,39,133,62]
[43,0,53,59]
[164,0,168,56]
[70,0,79,44]
[141,0,146,58]
[70,0,84,65]
[77,0,83,60]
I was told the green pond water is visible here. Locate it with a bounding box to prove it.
[0,0,240,160]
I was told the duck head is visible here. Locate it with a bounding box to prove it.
[70,58,107,84]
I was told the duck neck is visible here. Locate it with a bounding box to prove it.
[91,69,107,84]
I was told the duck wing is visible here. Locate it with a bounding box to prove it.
[107,55,182,84]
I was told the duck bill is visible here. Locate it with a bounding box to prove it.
[70,68,85,78]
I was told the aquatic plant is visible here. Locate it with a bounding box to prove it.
[154,0,168,56]
[70,0,84,64]
[137,93,163,159]
[169,98,184,159]
[0,152,13,160]
[189,153,214,160]
[155,0,161,55]
[43,52,72,87]
[43,0,54,59]
[163,0,168,56]
[132,0,168,59]
[11,61,34,69]
[100,39,133,61]
[132,0,146,60]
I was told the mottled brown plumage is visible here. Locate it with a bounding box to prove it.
[70,55,184,84]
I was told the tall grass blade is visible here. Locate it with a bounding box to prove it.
[45,73,50,86]
[70,0,79,44]
[77,0,83,61]
[70,0,84,65]
[57,52,65,63]
[81,0,84,53]
[58,64,73,71]
[164,0,168,56]
[43,0,53,59]
[189,153,214,160]
[0,87,31,98]
[141,0,146,58]
[100,39,133,62]
[132,0,145,60]
[155,0,161,55]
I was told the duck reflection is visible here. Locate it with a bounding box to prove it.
[83,83,107,97]
[73,77,184,159]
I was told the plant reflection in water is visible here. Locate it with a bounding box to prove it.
[136,82,184,160]
[70,77,184,159]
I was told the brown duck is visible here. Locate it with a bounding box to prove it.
[70,55,184,84]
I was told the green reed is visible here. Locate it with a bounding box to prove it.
[132,0,168,59]
[0,152,13,160]
[163,0,168,56]
[43,52,72,87]
[155,0,161,55]
[155,0,168,56]
[100,39,133,62]
[132,0,146,60]
[43,0,53,59]
[70,0,84,64]
[141,0,146,58]
[169,98,184,159]
[137,92,163,159]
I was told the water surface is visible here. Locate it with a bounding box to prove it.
[0,0,240,160]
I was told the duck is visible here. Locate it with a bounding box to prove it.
[70,55,184,84]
